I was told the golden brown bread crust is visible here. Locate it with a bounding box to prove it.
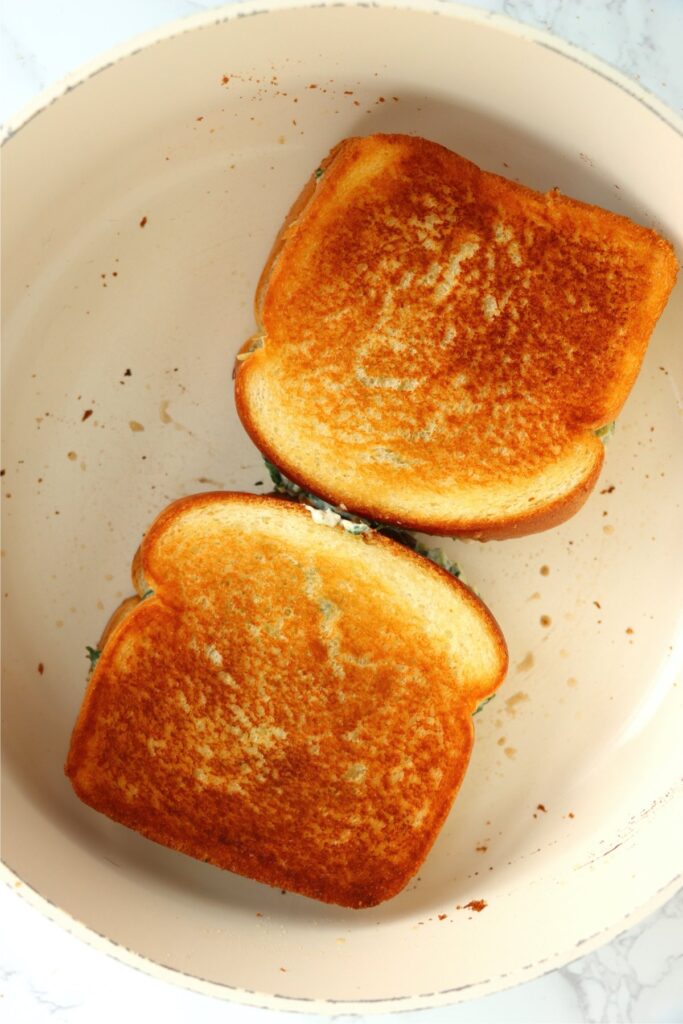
[66,492,507,907]
[235,133,678,537]
[254,142,347,325]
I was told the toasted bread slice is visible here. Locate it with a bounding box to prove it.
[235,134,678,538]
[66,493,507,908]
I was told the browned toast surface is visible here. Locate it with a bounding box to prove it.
[236,134,678,537]
[66,493,507,907]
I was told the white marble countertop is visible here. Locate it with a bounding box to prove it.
[1,1,682,1022]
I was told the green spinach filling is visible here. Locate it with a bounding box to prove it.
[594,421,616,443]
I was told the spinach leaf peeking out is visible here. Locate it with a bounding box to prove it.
[86,646,101,671]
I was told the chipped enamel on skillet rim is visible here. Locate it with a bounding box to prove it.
[3,0,683,145]
[2,0,682,1012]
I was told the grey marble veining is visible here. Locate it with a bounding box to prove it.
[559,888,683,1024]
[1,1,682,1022]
